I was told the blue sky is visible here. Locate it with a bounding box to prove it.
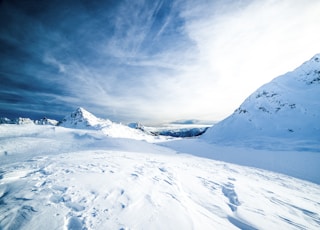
[1,0,320,124]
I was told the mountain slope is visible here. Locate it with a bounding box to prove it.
[203,54,320,145]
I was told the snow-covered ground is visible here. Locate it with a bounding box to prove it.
[162,138,320,184]
[1,124,320,229]
[1,55,320,229]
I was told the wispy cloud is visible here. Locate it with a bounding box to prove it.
[178,0,320,116]
[1,0,320,123]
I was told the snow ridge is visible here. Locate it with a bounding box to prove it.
[203,54,320,145]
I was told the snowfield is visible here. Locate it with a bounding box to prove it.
[1,54,320,229]
[1,124,320,229]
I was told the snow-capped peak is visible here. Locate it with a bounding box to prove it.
[57,108,160,141]
[58,107,112,129]
[70,107,100,124]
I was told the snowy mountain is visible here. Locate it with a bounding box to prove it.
[34,117,59,126]
[58,107,112,129]
[58,107,162,141]
[203,54,320,145]
[127,122,155,135]
[128,122,209,137]
[0,117,58,126]
[151,126,208,137]
[0,117,13,124]
[0,117,35,125]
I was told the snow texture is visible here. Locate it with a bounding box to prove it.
[0,124,319,230]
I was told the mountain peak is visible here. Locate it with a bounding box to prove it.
[75,107,85,113]
[72,107,96,120]
[75,107,88,113]
[59,107,111,129]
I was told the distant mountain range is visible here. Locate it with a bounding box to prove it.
[0,117,58,125]
[0,107,209,138]
[1,54,319,143]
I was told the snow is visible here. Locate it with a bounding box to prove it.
[203,54,320,144]
[58,107,113,129]
[161,138,320,184]
[128,123,211,138]
[0,117,58,126]
[57,107,168,142]
[1,55,320,229]
[158,54,320,185]
[0,124,320,229]
[34,117,59,126]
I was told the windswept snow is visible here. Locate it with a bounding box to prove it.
[162,138,320,184]
[0,124,320,229]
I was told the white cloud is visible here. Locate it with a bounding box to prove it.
[175,0,320,120]
[38,0,320,123]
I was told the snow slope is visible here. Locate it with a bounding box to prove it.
[161,138,320,184]
[203,54,320,145]
[0,125,320,229]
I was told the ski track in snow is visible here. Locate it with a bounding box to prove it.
[0,125,320,229]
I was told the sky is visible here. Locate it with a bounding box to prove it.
[1,0,320,124]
